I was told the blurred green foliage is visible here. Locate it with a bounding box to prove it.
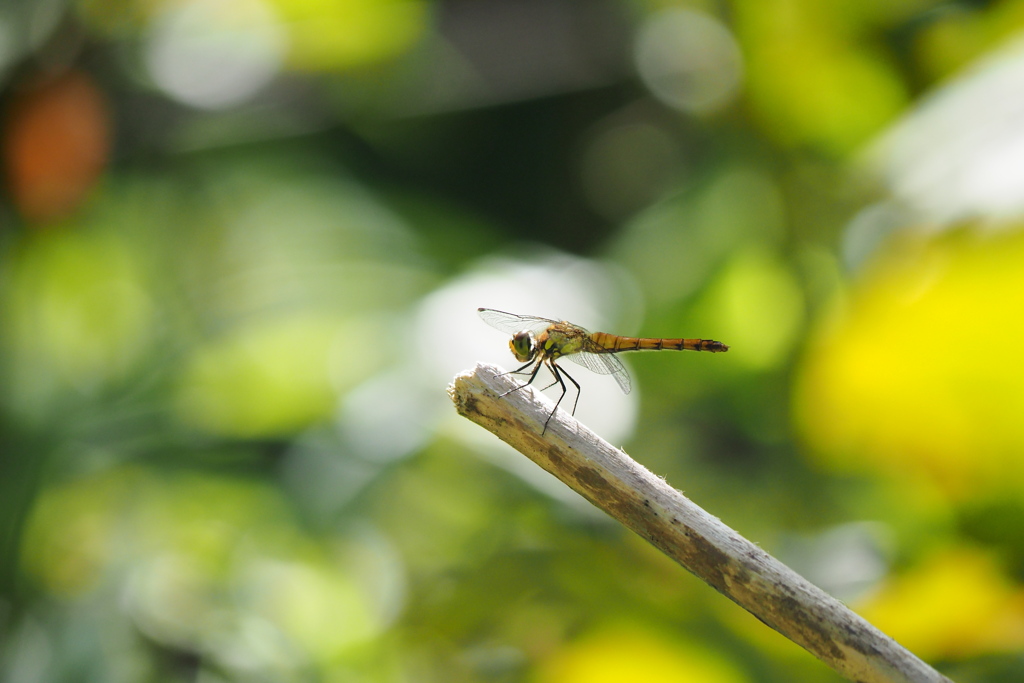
[2,0,1024,681]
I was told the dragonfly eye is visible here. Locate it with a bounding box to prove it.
[509,331,535,362]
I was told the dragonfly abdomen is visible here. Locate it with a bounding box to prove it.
[591,332,729,353]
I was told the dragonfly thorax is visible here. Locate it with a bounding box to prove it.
[509,330,536,363]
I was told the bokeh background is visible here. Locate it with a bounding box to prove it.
[2,0,1024,681]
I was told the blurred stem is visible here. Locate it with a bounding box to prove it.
[449,364,953,683]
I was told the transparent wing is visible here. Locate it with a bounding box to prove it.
[477,308,561,335]
[562,349,631,394]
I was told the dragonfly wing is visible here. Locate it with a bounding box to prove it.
[562,351,632,394]
[478,308,560,335]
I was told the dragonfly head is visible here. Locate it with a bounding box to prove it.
[509,330,536,362]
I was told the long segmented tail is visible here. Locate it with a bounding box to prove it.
[590,332,729,353]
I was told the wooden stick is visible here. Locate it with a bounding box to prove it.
[448,363,953,683]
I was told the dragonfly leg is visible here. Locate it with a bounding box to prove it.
[496,359,536,379]
[541,360,581,435]
[498,360,543,398]
[535,365,578,400]
[537,376,560,392]
[555,363,582,417]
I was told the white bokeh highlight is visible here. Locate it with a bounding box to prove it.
[420,253,640,441]
[871,35,1024,228]
[145,0,286,110]
[635,8,744,115]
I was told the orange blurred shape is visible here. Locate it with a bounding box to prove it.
[4,69,111,224]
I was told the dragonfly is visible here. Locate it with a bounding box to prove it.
[478,308,729,434]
